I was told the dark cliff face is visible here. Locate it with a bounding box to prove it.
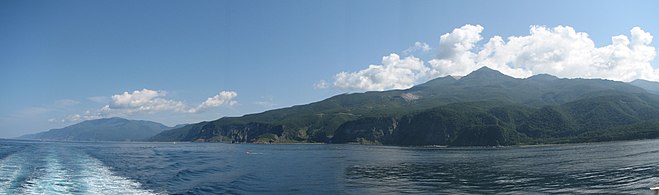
[189,122,284,143]
[330,94,659,146]
[331,117,398,144]
[331,104,527,146]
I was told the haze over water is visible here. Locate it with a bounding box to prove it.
[1,139,658,194]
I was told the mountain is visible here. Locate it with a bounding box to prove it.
[19,117,171,141]
[151,67,659,146]
[631,79,659,95]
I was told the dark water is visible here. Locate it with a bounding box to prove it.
[1,139,658,194]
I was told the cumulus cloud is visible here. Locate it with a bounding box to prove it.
[334,53,428,91]
[332,24,658,91]
[63,109,107,122]
[403,41,432,55]
[63,89,238,122]
[191,91,238,113]
[428,24,485,77]
[109,89,188,113]
[314,80,329,89]
[435,25,658,81]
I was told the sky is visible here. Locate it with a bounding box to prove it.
[1,0,658,138]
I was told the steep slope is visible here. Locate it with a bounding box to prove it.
[19,117,170,141]
[151,67,659,146]
[333,94,659,146]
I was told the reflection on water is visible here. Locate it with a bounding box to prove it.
[1,139,658,194]
[346,161,659,194]
[343,140,659,194]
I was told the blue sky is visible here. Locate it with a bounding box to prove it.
[1,0,658,138]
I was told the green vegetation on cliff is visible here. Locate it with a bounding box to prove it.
[150,67,659,146]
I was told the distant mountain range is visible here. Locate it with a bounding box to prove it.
[150,67,659,146]
[20,67,659,146]
[19,117,173,141]
[631,79,659,95]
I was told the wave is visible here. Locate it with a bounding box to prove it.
[0,145,155,194]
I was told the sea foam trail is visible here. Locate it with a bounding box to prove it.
[21,148,77,194]
[78,153,155,195]
[0,153,23,194]
[0,145,155,195]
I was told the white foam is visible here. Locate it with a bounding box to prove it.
[1,148,156,195]
[78,154,155,195]
[0,153,23,194]
[21,149,77,194]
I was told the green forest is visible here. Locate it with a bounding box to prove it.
[151,67,659,146]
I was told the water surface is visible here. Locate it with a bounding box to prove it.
[1,139,658,194]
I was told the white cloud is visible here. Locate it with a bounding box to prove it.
[108,89,187,113]
[64,114,83,122]
[314,80,329,89]
[403,41,432,55]
[333,53,428,91]
[62,108,108,122]
[63,89,238,122]
[432,25,658,81]
[331,24,658,91]
[428,24,485,77]
[191,91,238,113]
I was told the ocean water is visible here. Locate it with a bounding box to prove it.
[1,139,658,194]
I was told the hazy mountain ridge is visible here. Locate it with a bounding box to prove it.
[19,117,173,141]
[631,79,659,95]
[150,67,659,146]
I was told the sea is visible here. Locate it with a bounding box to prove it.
[1,138,658,194]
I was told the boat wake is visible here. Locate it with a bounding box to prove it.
[0,144,154,194]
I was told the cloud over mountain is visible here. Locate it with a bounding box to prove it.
[64,89,238,122]
[109,89,188,113]
[333,24,657,91]
[333,53,428,91]
[191,91,238,113]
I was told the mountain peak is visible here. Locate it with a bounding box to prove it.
[471,66,500,74]
[527,73,559,81]
[19,117,169,141]
[461,66,513,80]
[475,66,496,71]
[103,117,128,121]
[81,117,129,126]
